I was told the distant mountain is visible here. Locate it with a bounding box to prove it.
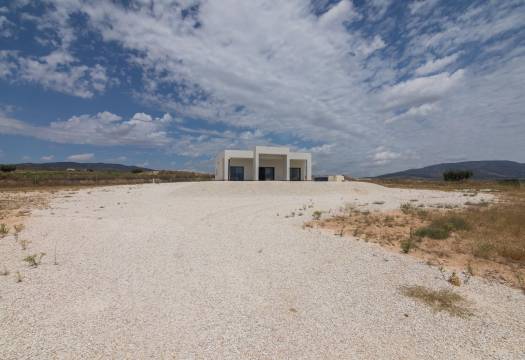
[376,160,525,180]
[14,162,153,172]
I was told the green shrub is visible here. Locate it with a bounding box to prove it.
[312,210,322,220]
[415,215,469,240]
[131,168,144,173]
[0,164,16,172]
[415,226,450,239]
[443,170,473,181]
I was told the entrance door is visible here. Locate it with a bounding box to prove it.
[229,166,244,181]
[290,167,301,181]
[258,167,275,181]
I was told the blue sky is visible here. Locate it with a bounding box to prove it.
[0,0,524,176]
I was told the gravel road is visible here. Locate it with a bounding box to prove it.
[1,181,523,359]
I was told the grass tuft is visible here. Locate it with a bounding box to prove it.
[400,285,472,318]
[23,252,46,267]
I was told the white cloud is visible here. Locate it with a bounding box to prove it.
[41,155,54,161]
[415,53,460,75]
[369,146,401,165]
[67,153,94,162]
[381,70,464,110]
[15,51,108,98]
[0,111,174,146]
[409,0,440,15]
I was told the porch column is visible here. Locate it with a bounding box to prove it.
[224,155,229,181]
[253,152,259,181]
[285,155,290,181]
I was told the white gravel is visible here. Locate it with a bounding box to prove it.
[0,181,523,359]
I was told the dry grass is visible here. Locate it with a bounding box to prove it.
[400,285,473,318]
[309,182,525,290]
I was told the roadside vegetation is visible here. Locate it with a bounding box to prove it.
[309,179,525,290]
[0,169,212,188]
[400,285,472,318]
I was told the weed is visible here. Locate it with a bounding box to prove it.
[448,272,461,286]
[400,203,415,214]
[0,223,9,237]
[312,210,322,220]
[15,271,22,283]
[400,285,472,317]
[20,238,30,250]
[400,235,416,254]
[23,252,46,267]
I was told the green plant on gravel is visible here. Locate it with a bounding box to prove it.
[312,210,322,220]
[23,252,46,267]
[0,223,9,237]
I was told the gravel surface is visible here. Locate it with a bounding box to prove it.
[0,181,523,359]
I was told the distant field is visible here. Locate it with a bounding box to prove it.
[0,170,212,188]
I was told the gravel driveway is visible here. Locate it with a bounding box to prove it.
[1,181,523,359]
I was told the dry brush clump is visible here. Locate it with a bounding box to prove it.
[400,285,473,318]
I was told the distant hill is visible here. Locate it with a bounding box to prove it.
[13,162,153,172]
[376,160,525,180]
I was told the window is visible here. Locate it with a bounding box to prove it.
[229,166,244,181]
[290,167,301,181]
[258,167,275,180]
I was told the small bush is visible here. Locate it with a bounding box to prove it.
[131,168,144,173]
[415,226,450,239]
[415,215,469,239]
[23,252,46,267]
[0,164,16,172]
[0,223,9,237]
[312,210,322,220]
[443,170,473,181]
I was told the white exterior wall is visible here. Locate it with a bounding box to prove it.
[215,146,312,181]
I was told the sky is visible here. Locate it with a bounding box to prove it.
[0,0,524,176]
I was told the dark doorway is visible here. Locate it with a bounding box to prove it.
[229,166,244,181]
[258,167,275,181]
[290,167,301,181]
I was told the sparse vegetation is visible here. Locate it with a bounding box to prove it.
[0,223,9,237]
[312,210,323,220]
[400,285,472,317]
[23,252,46,267]
[0,169,212,188]
[309,180,525,289]
[15,271,22,283]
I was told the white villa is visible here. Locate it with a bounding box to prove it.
[215,146,312,181]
